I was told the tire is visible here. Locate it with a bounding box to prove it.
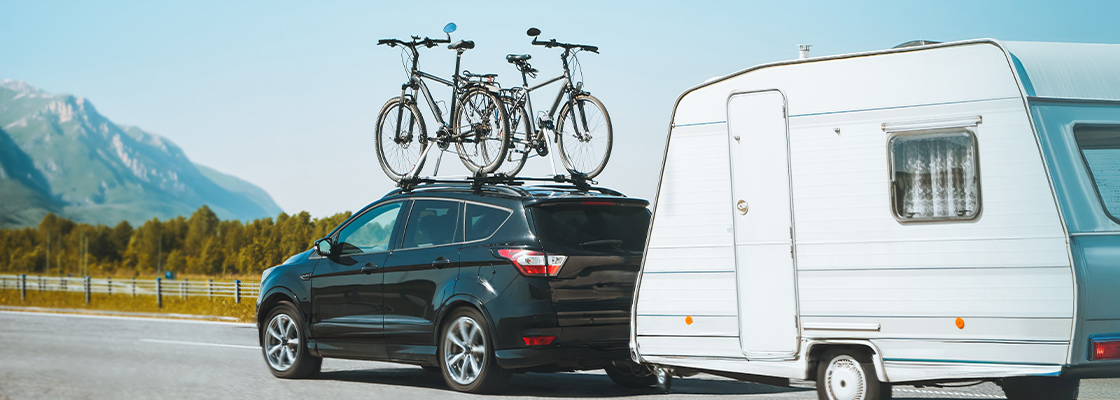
[1000,376,1079,400]
[494,97,529,177]
[261,302,322,379]
[556,94,612,178]
[605,362,660,389]
[453,88,510,174]
[816,350,891,400]
[438,308,510,393]
[375,97,427,182]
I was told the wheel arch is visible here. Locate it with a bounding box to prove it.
[805,340,889,383]
[257,287,301,346]
[435,294,498,345]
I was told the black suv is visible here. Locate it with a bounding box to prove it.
[256,181,653,393]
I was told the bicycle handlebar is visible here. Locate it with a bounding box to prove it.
[377,37,452,49]
[531,38,599,53]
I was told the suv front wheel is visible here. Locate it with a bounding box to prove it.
[262,301,322,378]
[439,308,511,393]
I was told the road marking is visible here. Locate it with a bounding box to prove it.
[0,309,254,327]
[894,387,1003,398]
[140,338,259,350]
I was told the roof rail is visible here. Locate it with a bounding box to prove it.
[393,172,607,195]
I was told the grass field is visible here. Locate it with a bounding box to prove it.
[0,288,256,322]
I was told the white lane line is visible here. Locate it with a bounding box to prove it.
[894,388,1004,399]
[0,310,254,327]
[140,338,259,350]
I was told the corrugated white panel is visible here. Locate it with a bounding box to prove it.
[642,246,734,274]
[873,339,1069,365]
[1004,41,1120,101]
[789,98,1066,248]
[798,267,1074,318]
[796,238,1070,271]
[673,43,1021,125]
[647,123,733,251]
[636,336,744,358]
[801,316,1072,342]
[636,315,738,337]
[634,272,738,316]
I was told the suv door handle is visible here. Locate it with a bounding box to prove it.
[431,257,452,268]
[361,263,376,274]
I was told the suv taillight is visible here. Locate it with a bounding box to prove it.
[1091,337,1120,361]
[495,249,567,276]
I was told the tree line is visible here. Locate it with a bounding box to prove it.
[0,206,351,278]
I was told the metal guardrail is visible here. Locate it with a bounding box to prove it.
[0,274,260,308]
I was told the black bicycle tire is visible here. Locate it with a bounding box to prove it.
[453,88,511,174]
[556,94,612,178]
[375,97,428,181]
[495,98,530,177]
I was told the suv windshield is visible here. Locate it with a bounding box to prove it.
[530,203,650,253]
[1075,126,1120,221]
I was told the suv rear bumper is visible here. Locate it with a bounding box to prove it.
[494,323,630,371]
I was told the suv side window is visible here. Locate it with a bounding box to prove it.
[402,200,462,248]
[465,203,512,241]
[336,202,403,255]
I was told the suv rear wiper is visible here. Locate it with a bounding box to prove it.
[579,239,624,247]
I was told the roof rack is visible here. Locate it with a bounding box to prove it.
[395,172,617,196]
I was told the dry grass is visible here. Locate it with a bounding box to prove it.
[0,288,256,322]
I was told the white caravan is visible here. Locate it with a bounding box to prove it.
[630,39,1120,400]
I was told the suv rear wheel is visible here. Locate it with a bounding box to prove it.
[439,308,510,393]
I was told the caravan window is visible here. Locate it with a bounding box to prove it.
[1074,126,1120,222]
[889,130,980,221]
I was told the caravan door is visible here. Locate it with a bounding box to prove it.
[727,90,799,359]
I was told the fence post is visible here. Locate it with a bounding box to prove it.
[132,277,137,297]
[235,280,241,304]
[61,277,67,291]
[208,279,213,300]
[181,279,188,299]
[107,277,112,296]
[84,276,91,304]
[156,278,163,308]
[20,274,26,302]
[39,276,43,292]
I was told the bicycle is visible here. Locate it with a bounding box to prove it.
[375,23,511,182]
[495,27,613,178]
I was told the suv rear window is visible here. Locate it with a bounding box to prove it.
[530,203,650,253]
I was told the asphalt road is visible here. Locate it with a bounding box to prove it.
[0,311,1117,400]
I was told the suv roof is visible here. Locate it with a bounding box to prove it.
[382,176,647,206]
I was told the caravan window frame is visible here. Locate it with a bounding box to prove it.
[887,128,983,223]
[1072,124,1120,224]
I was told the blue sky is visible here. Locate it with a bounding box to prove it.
[4,0,1120,217]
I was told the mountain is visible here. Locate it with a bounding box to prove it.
[0,79,283,228]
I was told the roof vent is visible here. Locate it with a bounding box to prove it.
[798,44,812,59]
[893,40,941,49]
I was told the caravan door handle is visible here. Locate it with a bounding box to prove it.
[361,263,376,274]
[736,200,749,215]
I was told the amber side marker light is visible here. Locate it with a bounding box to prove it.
[1091,337,1120,361]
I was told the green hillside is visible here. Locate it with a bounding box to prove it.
[0,79,283,228]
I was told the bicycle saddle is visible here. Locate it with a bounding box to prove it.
[505,54,531,62]
[449,40,475,50]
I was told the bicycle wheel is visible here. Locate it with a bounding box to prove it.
[556,94,612,178]
[494,97,529,177]
[453,88,510,174]
[375,97,428,181]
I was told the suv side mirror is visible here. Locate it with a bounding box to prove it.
[315,238,334,257]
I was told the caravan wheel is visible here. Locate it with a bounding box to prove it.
[1000,376,1079,400]
[816,351,891,400]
